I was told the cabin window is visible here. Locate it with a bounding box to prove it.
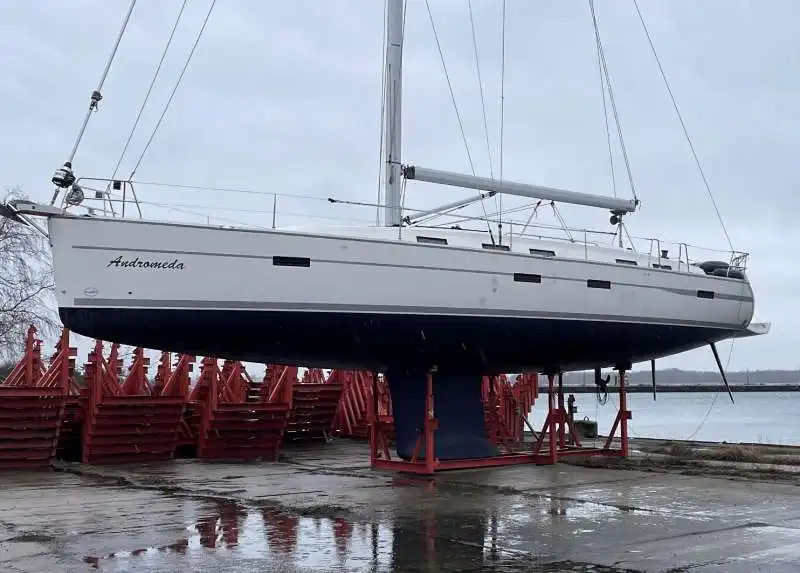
[653,263,673,270]
[513,272,542,284]
[529,248,556,258]
[273,256,310,268]
[587,279,611,290]
[416,235,448,245]
[482,243,510,251]
[697,290,715,300]
[616,258,638,266]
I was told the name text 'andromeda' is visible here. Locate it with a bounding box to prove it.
[107,255,185,270]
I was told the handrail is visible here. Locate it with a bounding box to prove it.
[53,176,749,271]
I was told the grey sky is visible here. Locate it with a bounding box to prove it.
[2,0,796,373]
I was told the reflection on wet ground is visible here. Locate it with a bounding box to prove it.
[1,441,798,572]
[76,494,579,572]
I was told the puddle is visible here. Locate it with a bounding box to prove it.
[75,496,642,572]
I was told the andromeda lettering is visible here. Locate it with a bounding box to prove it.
[107,255,185,270]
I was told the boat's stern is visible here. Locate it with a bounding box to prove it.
[733,321,771,338]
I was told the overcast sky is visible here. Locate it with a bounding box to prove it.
[2,0,797,374]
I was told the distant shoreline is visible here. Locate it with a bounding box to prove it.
[561,384,800,394]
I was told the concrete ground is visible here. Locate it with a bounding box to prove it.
[0,440,798,572]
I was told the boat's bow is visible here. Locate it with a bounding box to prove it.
[2,200,65,217]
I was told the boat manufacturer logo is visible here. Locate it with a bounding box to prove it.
[83,287,98,297]
[106,255,185,270]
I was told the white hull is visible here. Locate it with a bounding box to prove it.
[50,215,754,329]
[43,213,757,372]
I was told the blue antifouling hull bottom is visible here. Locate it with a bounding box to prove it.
[386,369,499,461]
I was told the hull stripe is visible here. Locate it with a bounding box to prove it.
[71,298,746,331]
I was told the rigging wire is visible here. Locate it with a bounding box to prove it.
[130,180,356,204]
[134,198,377,225]
[131,179,728,254]
[423,0,495,241]
[50,0,138,207]
[115,183,586,236]
[589,1,617,198]
[110,0,189,185]
[497,0,508,242]
[467,0,495,181]
[415,198,536,228]
[423,0,476,174]
[588,1,638,204]
[127,0,217,180]
[631,0,733,252]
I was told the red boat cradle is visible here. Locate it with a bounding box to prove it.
[530,370,631,462]
[81,341,187,464]
[194,358,291,461]
[281,368,344,444]
[371,369,544,475]
[0,327,72,470]
[368,366,628,475]
[331,370,394,440]
[483,374,537,450]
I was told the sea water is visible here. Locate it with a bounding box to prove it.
[527,391,800,446]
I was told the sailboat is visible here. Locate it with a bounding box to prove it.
[1,0,768,375]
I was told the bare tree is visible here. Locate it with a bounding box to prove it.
[0,187,59,360]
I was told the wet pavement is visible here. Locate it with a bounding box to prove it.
[0,440,798,572]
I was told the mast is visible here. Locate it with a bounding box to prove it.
[384,0,636,225]
[383,0,404,227]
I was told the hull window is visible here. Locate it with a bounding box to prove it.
[513,272,542,284]
[653,263,673,270]
[416,235,448,245]
[530,248,556,258]
[697,290,715,299]
[482,243,510,251]
[273,256,311,268]
[587,279,611,289]
[616,258,638,266]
